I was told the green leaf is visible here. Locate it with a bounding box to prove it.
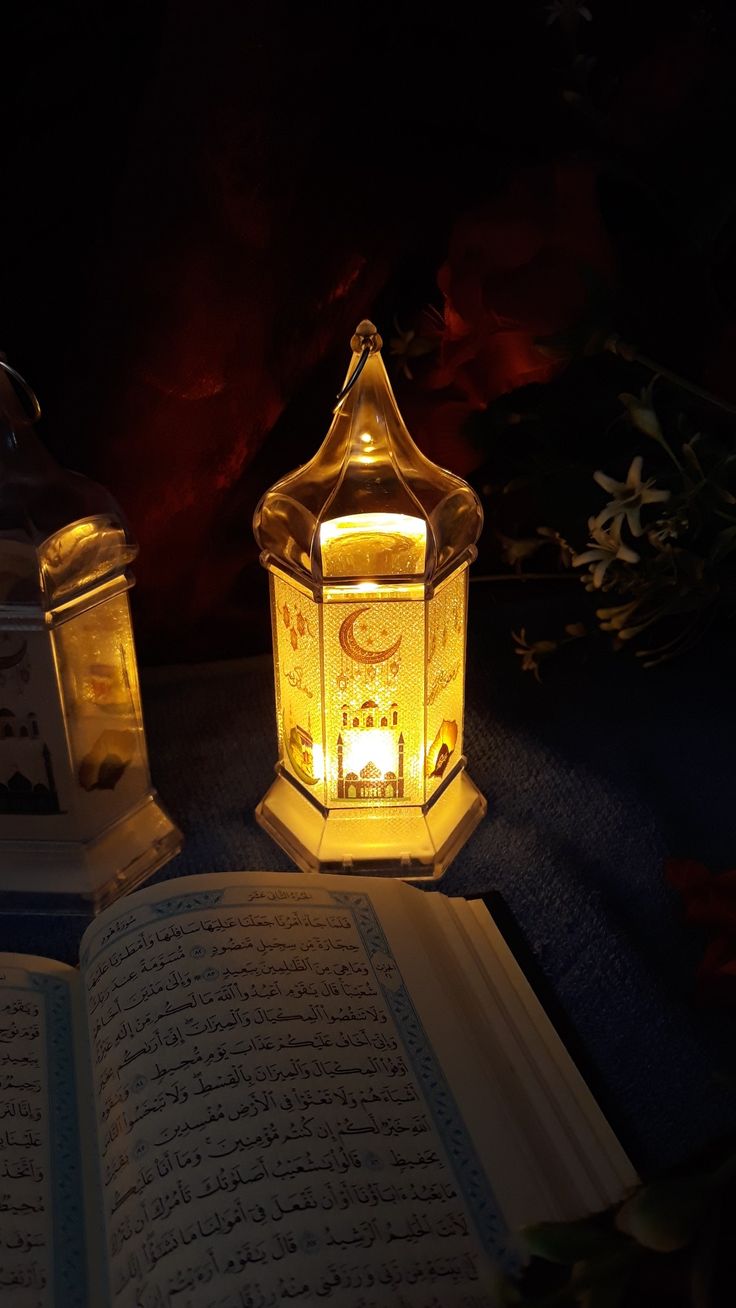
[522,1220,629,1266]
[615,1174,715,1252]
[498,534,546,567]
[571,1244,641,1284]
[618,392,663,440]
[682,442,705,477]
[571,1244,642,1306]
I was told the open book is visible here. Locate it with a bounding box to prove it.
[0,872,636,1307]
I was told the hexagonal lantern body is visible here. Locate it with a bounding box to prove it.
[0,365,181,910]
[254,324,486,878]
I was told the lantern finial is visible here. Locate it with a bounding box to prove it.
[337,321,385,405]
[350,320,383,354]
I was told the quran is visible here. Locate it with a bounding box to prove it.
[0,871,636,1308]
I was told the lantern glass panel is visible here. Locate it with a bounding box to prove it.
[271,572,326,808]
[322,591,424,807]
[52,591,149,829]
[425,566,468,802]
[39,516,137,607]
[319,513,427,578]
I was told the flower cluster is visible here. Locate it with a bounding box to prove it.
[572,455,669,593]
[506,382,736,674]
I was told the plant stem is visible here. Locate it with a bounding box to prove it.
[471,573,578,583]
[606,336,736,418]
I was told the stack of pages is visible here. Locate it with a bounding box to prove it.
[0,871,635,1306]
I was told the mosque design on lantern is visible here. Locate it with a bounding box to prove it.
[336,699,405,801]
[0,707,61,815]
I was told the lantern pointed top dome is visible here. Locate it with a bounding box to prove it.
[0,360,136,609]
[254,321,483,589]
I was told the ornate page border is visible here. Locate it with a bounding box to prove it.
[82,885,519,1274]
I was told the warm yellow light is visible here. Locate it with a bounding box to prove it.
[319,512,426,578]
[311,742,325,781]
[253,320,486,878]
[341,728,396,779]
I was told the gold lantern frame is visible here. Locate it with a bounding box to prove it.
[254,322,486,879]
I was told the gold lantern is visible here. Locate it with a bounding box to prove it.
[0,361,181,909]
[254,321,486,878]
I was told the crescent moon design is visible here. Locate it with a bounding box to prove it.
[338,609,402,665]
[0,639,27,671]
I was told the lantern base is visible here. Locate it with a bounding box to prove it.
[255,765,487,880]
[0,793,182,914]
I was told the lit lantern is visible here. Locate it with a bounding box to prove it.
[0,360,181,908]
[254,321,486,877]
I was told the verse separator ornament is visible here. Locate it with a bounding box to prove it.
[0,360,182,911]
[253,320,486,878]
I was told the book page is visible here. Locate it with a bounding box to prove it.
[0,955,87,1308]
[427,896,635,1215]
[80,875,515,1307]
[461,898,635,1203]
[343,888,634,1229]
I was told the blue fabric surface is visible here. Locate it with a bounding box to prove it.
[2,588,735,1177]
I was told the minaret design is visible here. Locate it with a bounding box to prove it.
[41,743,61,813]
[0,709,61,814]
[337,734,344,798]
[334,702,405,801]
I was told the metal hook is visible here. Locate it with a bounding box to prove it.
[334,320,383,407]
[335,345,371,405]
[0,359,42,423]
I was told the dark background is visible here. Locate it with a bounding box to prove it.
[3,0,736,661]
[6,15,736,1266]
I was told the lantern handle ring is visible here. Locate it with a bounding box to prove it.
[0,359,42,423]
[335,320,383,407]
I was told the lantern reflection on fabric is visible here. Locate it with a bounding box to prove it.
[0,361,181,910]
[253,321,486,878]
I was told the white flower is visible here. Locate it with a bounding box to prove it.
[511,629,557,682]
[572,517,640,588]
[498,533,544,568]
[593,456,670,537]
[618,391,662,441]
